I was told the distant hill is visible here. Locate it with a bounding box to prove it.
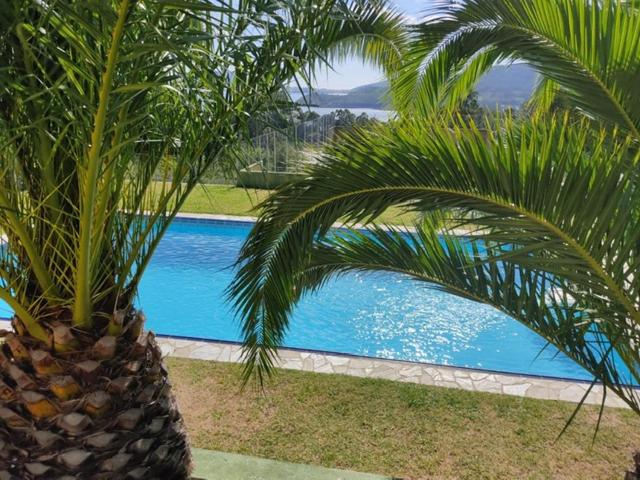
[296,64,538,109]
[475,64,538,108]
[298,81,388,109]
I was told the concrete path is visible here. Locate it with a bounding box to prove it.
[191,449,393,480]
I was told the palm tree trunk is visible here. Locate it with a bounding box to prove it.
[0,311,191,479]
[627,452,640,480]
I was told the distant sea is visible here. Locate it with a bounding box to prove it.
[309,107,394,121]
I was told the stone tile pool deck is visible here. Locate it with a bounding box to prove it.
[2,214,638,410]
[157,334,634,409]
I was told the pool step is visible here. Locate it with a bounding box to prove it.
[191,448,395,480]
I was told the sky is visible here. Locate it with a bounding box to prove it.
[313,0,433,90]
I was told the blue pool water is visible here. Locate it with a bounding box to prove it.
[137,218,594,380]
[0,218,610,381]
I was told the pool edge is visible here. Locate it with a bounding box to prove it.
[155,331,637,410]
[152,331,603,385]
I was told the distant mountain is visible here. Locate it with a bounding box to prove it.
[296,64,538,109]
[475,64,538,108]
[298,81,388,109]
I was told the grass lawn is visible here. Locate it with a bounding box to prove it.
[179,184,270,216]
[168,357,640,480]
[179,183,417,225]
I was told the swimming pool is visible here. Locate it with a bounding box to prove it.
[139,217,599,381]
[0,217,614,381]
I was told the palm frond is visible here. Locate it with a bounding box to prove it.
[229,114,640,406]
[394,0,640,137]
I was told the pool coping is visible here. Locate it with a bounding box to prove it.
[172,212,476,237]
[155,332,611,386]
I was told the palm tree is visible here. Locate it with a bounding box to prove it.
[0,0,404,477]
[229,0,640,421]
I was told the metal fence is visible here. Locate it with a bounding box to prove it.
[245,115,335,173]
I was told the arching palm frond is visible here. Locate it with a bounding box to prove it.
[229,115,640,411]
[308,0,408,78]
[393,0,640,137]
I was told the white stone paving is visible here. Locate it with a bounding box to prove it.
[156,334,637,409]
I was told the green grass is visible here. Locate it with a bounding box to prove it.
[178,183,417,225]
[179,184,270,216]
[168,357,640,480]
